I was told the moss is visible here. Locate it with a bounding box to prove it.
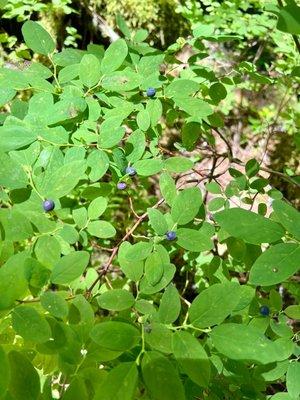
[91,0,188,46]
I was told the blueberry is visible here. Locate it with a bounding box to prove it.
[166,231,177,241]
[260,305,270,317]
[125,166,137,176]
[43,199,55,212]
[117,182,127,190]
[146,87,156,97]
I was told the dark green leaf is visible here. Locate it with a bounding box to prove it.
[171,187,202,225]
[158,284,181,324]
[8,351,40,400]
[215,208,285,244]
[98,289,135,311]
[90,321,140,351]
[22,21,55,55]
[249,243,300,286]
[142,351,185,400]
[189,282,241,328]
[50,251,90,284]
[173,331,210,387]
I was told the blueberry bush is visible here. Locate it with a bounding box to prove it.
[0,7,300,400]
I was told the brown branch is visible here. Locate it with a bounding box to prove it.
[86,198,165,294]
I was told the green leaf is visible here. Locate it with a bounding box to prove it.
[146,98,162,126]
[158,284,181,324]
[79,54,101,87]
[98,289,135,311]
[209,82,227,102]
[173,331,210,387]
[22,21,55,55]
[171,187,202,225]
[90,321,140,351]
[134,158,163,176]
[102,69,141,92]
[87,220,116,238]
[208,197,225,212]
[88,197,108,219]
[34,235,61,269]
[142,351,185,400]
[205,182,222,194]
[73,207,88,229]
[0,153,28,189]
[87,149,110,182]
[0,252,28,310]
[144,323,173,353]
[177,227,213,252]
[125,241,153,261]
[101,39,128,74]
[8,351,40,400]
[215,208,285,244]
[144,251,165,286]
[286,362,300,400]
[0,345,9,395]
[277,4,300,35]
[0,124,36,152]
[94,362,138,400]
[245,158,260,178]
[12,305,52,343]
[166,79,199,98]
[40,291,69,319]
[62,377,88,400]
[137,109,150,131]
[126,130,146,163]
[211,323,293,364]
[147,208,168,235]
[273,200,300,240]
[0,87,16,107]
[140,263,176,294]
[249,243,300,286]
[189,282,241,328]
[284,305,300,320]
[37,160,86,198]
[98,117,125,148]
[50,251,90,284]
[159,172,177,206]
[118,242,144,281]
[164,156,194,173]
[174,96,213,119]
[116,13,131,38]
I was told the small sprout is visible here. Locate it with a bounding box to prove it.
[166,231,177,241]
[260,305,270,317]
[117,182,127,190]
[43,199,55,212]
[146,87,156,97]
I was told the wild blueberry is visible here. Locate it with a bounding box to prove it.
[166,231,177,241]
[146,87,156,97]
[260,305,270,317]
[125,166,137,176]
[117,182,127,190]
[43,199,55,212]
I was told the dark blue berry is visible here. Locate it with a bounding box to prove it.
[125,166,137,176]
[146,87,156,97]
[117,182,127,190]
[166,231,177,241]
[260,305,270,316]
[43,199,55,212]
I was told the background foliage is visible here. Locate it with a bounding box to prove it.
[0,1,300,399]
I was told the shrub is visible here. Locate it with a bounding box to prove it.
[0,10,299,399]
